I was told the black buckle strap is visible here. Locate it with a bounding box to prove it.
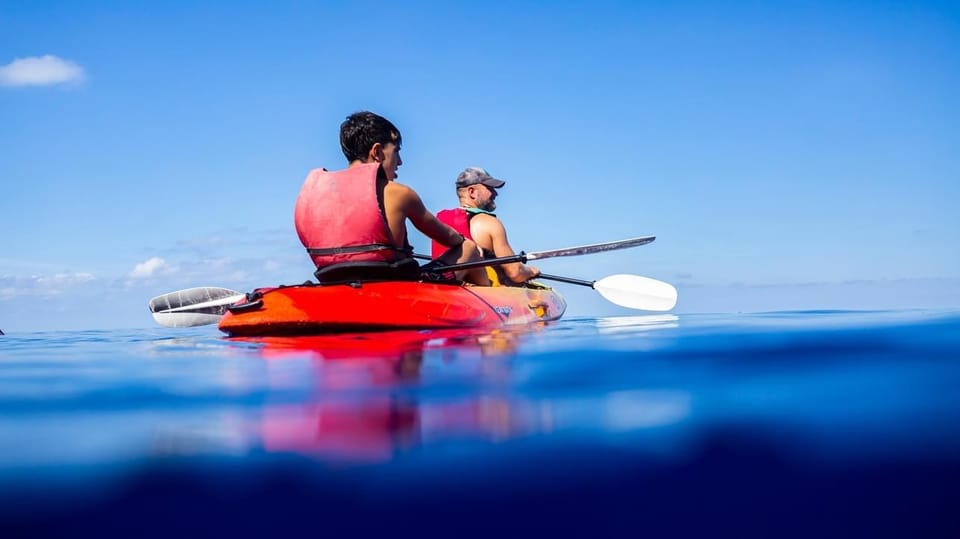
[227,291,264,313]
[306,243,399,256]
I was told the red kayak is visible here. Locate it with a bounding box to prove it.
[149,237,673,334]
[217,281,566,336]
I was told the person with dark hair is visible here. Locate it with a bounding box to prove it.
[294,111,491,285]
[431,167,540,285]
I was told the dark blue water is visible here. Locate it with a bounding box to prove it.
[1,311,958,537]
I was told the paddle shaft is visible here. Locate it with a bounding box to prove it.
[423,235,655,274]
[414,252,521,271]
[419,252,524,273]
[412,250,524,270]
[537,273,595,288]
[413,253,597,288]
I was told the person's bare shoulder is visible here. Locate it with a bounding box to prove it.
[386,182,435,222]
[384,180,414,197]
[383,181,420,208]
[471,213,506,235]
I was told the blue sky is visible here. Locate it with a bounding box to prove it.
[1,1,958,331]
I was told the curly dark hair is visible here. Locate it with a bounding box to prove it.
[339,111,402,162]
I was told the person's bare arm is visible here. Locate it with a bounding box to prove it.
[392,183,463,247]
[473,215,539,282]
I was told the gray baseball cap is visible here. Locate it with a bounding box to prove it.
[455,167,506,188]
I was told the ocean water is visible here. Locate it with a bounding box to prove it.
[0,310,958,537]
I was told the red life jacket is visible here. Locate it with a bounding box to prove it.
[432,208,474,258]
[433,207,505,286]
[294,163,402,268]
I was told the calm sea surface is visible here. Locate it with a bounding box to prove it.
[1,310,958,537]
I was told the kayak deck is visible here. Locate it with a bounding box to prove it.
[218,281,566,336]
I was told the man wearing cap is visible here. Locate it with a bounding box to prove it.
[430,167,541,285]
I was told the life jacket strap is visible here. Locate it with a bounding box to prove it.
[306,243,402,256]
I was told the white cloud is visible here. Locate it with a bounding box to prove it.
[0,272,98,299]
[0,55,85,87]
[129,257,175,278]
[35,272,96,287]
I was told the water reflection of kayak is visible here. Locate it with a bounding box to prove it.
[230,326,525,360]
[218,281,566,336]
[233,326,532,462]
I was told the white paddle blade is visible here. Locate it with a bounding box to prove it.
[148,287,245,328]
[593,274,678,311]
[151,311,227,328]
